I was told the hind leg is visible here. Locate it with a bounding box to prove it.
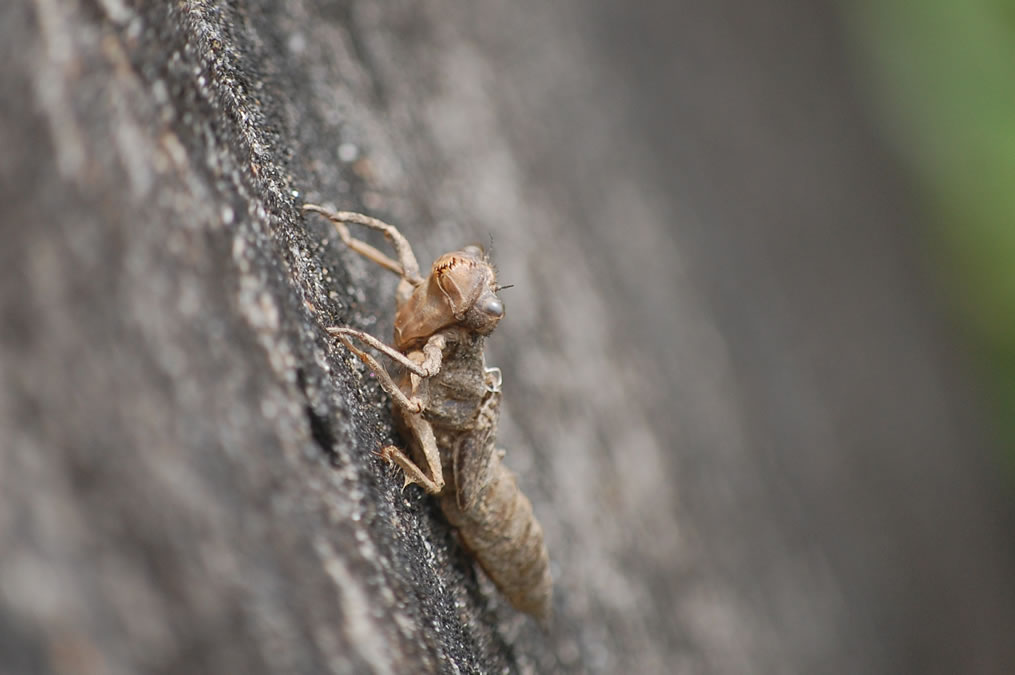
[377,410,445,495]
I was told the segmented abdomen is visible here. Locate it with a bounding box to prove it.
[441,456,552,622]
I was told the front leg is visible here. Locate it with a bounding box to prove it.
[302,204,424,286]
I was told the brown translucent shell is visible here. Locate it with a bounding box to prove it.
[394,247,504,351]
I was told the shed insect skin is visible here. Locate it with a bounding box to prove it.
[303,203,553,622]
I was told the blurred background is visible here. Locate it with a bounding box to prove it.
[848,0,1015,458]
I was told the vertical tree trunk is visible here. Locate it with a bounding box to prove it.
[2,1,1014,673]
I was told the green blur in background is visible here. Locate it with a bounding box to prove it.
[848,1,1015,461]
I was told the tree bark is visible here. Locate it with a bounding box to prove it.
[3,1,1015,673]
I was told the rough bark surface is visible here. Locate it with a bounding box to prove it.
[3,1,1015,673]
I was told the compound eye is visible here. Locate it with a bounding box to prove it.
[462,245,484,259]
[479,296,504,318]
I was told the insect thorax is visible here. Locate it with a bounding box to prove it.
[423,331,491,431]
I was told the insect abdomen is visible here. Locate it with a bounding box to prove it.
[442,457,552,622]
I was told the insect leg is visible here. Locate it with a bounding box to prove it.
[396,333,448,402]
[377,411,445,494]
[328,327,433,378]
[303,205,424,285]
[330,328,425,414]
[417,333,446,378]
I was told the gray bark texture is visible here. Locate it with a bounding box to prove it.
[3,1,1015,673]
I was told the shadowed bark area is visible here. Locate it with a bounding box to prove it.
[3,1,1015,673]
